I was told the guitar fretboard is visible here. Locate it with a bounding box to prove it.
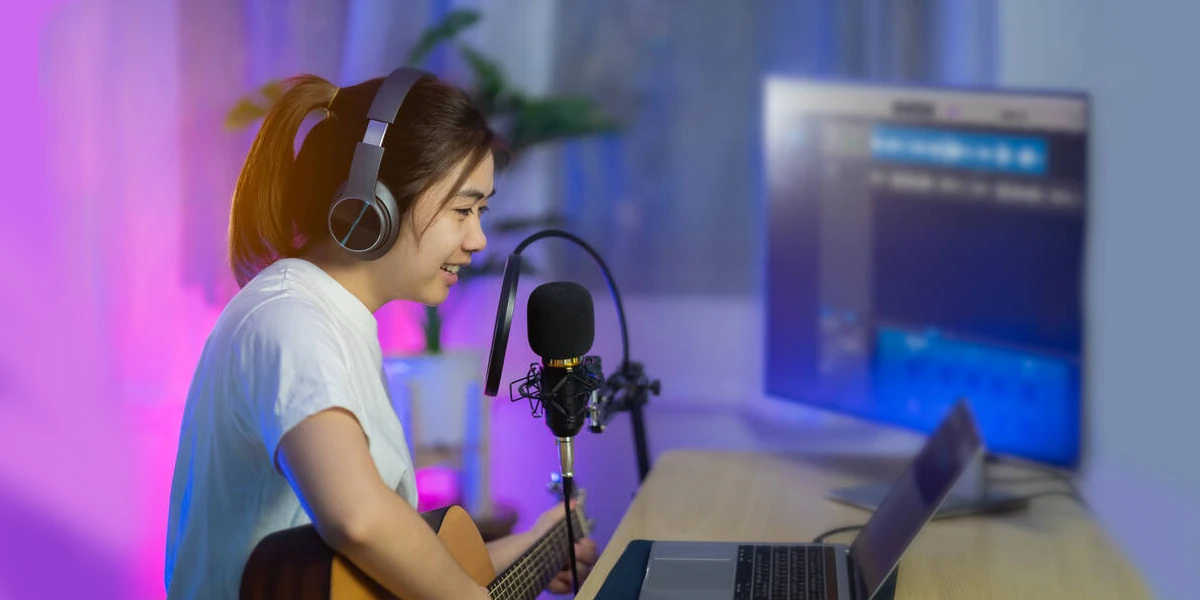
[486,508,586,600]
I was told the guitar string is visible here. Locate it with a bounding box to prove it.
[489,512,585,600]
[509,507,587,598]
[493,520,569,600]
[493,513,571,593]
[491,519,566,600]
[507,512,585,599]
[534,514,582,592]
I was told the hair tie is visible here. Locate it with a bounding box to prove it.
[325,87,340,119]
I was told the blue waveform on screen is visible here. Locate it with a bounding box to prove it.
[871,126,1048,176]
[872,327,1079,467]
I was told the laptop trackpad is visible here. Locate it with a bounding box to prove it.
[640,557,736,600]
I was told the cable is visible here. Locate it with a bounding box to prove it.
[513,228,652,483]
[1017,490,1087,504]
[813,525,864,544]
[561,474,580,594]
[984,456,1090,510]
[985,473,1059,484]
[812,481,1088,547]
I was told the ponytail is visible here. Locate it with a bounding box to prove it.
[228,75,337,287]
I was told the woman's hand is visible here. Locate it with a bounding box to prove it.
[529,500,576,538]
[546,537,598,594]
[529,501,600,594]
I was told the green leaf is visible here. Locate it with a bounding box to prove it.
[405,9,482,66]
[224,98,268,130]
[458,43,509,114]
[509,96,620,152]
[423,304,442,354]
[224,78,287,131]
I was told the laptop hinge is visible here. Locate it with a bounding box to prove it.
[845,552,868,600]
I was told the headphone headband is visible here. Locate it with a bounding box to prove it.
[341,67,432,211]
[367,67,431,125]
[330,67,433,260]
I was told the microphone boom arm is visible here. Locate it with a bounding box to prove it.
[502,229,658,483]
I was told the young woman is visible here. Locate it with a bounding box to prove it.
[163,71,597,599]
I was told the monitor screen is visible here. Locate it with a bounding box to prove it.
[763,78,1087,468]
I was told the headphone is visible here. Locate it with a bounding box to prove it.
[327,66,434,260]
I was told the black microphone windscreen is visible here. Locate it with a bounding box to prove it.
[527,282,595,359]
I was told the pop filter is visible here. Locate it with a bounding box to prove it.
[480,228,655,485]
[484,253,522,397]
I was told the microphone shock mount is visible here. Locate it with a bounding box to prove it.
[509,354,661,475]
[509,355,604,428]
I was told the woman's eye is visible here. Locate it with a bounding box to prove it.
[456,206,489,218]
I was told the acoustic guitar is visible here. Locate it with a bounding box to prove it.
[239,491,591,600]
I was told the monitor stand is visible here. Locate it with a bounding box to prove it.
[827,452,1030,519]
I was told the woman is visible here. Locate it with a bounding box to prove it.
[163,70,597,599]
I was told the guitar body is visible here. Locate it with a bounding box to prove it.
[241,491,589,600]
[239,505,495,600]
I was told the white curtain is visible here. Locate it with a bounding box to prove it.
[13,1,563,596]
[546,0,999,296]
[18,0,440,596]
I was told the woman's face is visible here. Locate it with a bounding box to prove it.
[377,152,494,306]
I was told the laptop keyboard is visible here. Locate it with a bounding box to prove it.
[734,545,833,600]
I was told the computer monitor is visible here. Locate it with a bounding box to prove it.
[763,77,1087,510]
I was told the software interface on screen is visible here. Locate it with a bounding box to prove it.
[763,78,1088,467]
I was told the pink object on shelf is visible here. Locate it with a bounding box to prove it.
[415,466,461,511]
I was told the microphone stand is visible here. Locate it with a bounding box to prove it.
[494,229,660,596]
[511,229,657,484]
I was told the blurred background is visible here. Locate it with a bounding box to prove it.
[3,0,1197,598]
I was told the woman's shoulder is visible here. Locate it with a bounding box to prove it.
[217,278,335,343]
[228,259,329,317]
[235,293,336,340]
[210,295,345,374]
[211,258,354,356]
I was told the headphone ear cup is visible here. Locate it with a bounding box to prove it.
[370,180,401,258]
[328,180,400,260]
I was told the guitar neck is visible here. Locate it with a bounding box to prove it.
[485,508,586,600]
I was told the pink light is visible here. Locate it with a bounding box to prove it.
[415,466,461,512]
[376,302,426,355]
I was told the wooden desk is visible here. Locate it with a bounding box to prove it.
[576,450,1149,599]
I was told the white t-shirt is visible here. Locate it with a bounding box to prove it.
[164,258,418,599]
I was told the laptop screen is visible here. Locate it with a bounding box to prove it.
[848,400,983,596]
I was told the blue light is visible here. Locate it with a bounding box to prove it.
[871,126,1048,176]
[872,327,1080,467]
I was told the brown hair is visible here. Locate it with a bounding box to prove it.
[227,72,503,287]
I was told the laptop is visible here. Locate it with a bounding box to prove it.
[636,399,984,600]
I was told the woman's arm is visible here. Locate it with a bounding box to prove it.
[484,532,535,573]
[277,407,491,600]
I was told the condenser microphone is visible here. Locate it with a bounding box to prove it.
[523,281,601,477]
